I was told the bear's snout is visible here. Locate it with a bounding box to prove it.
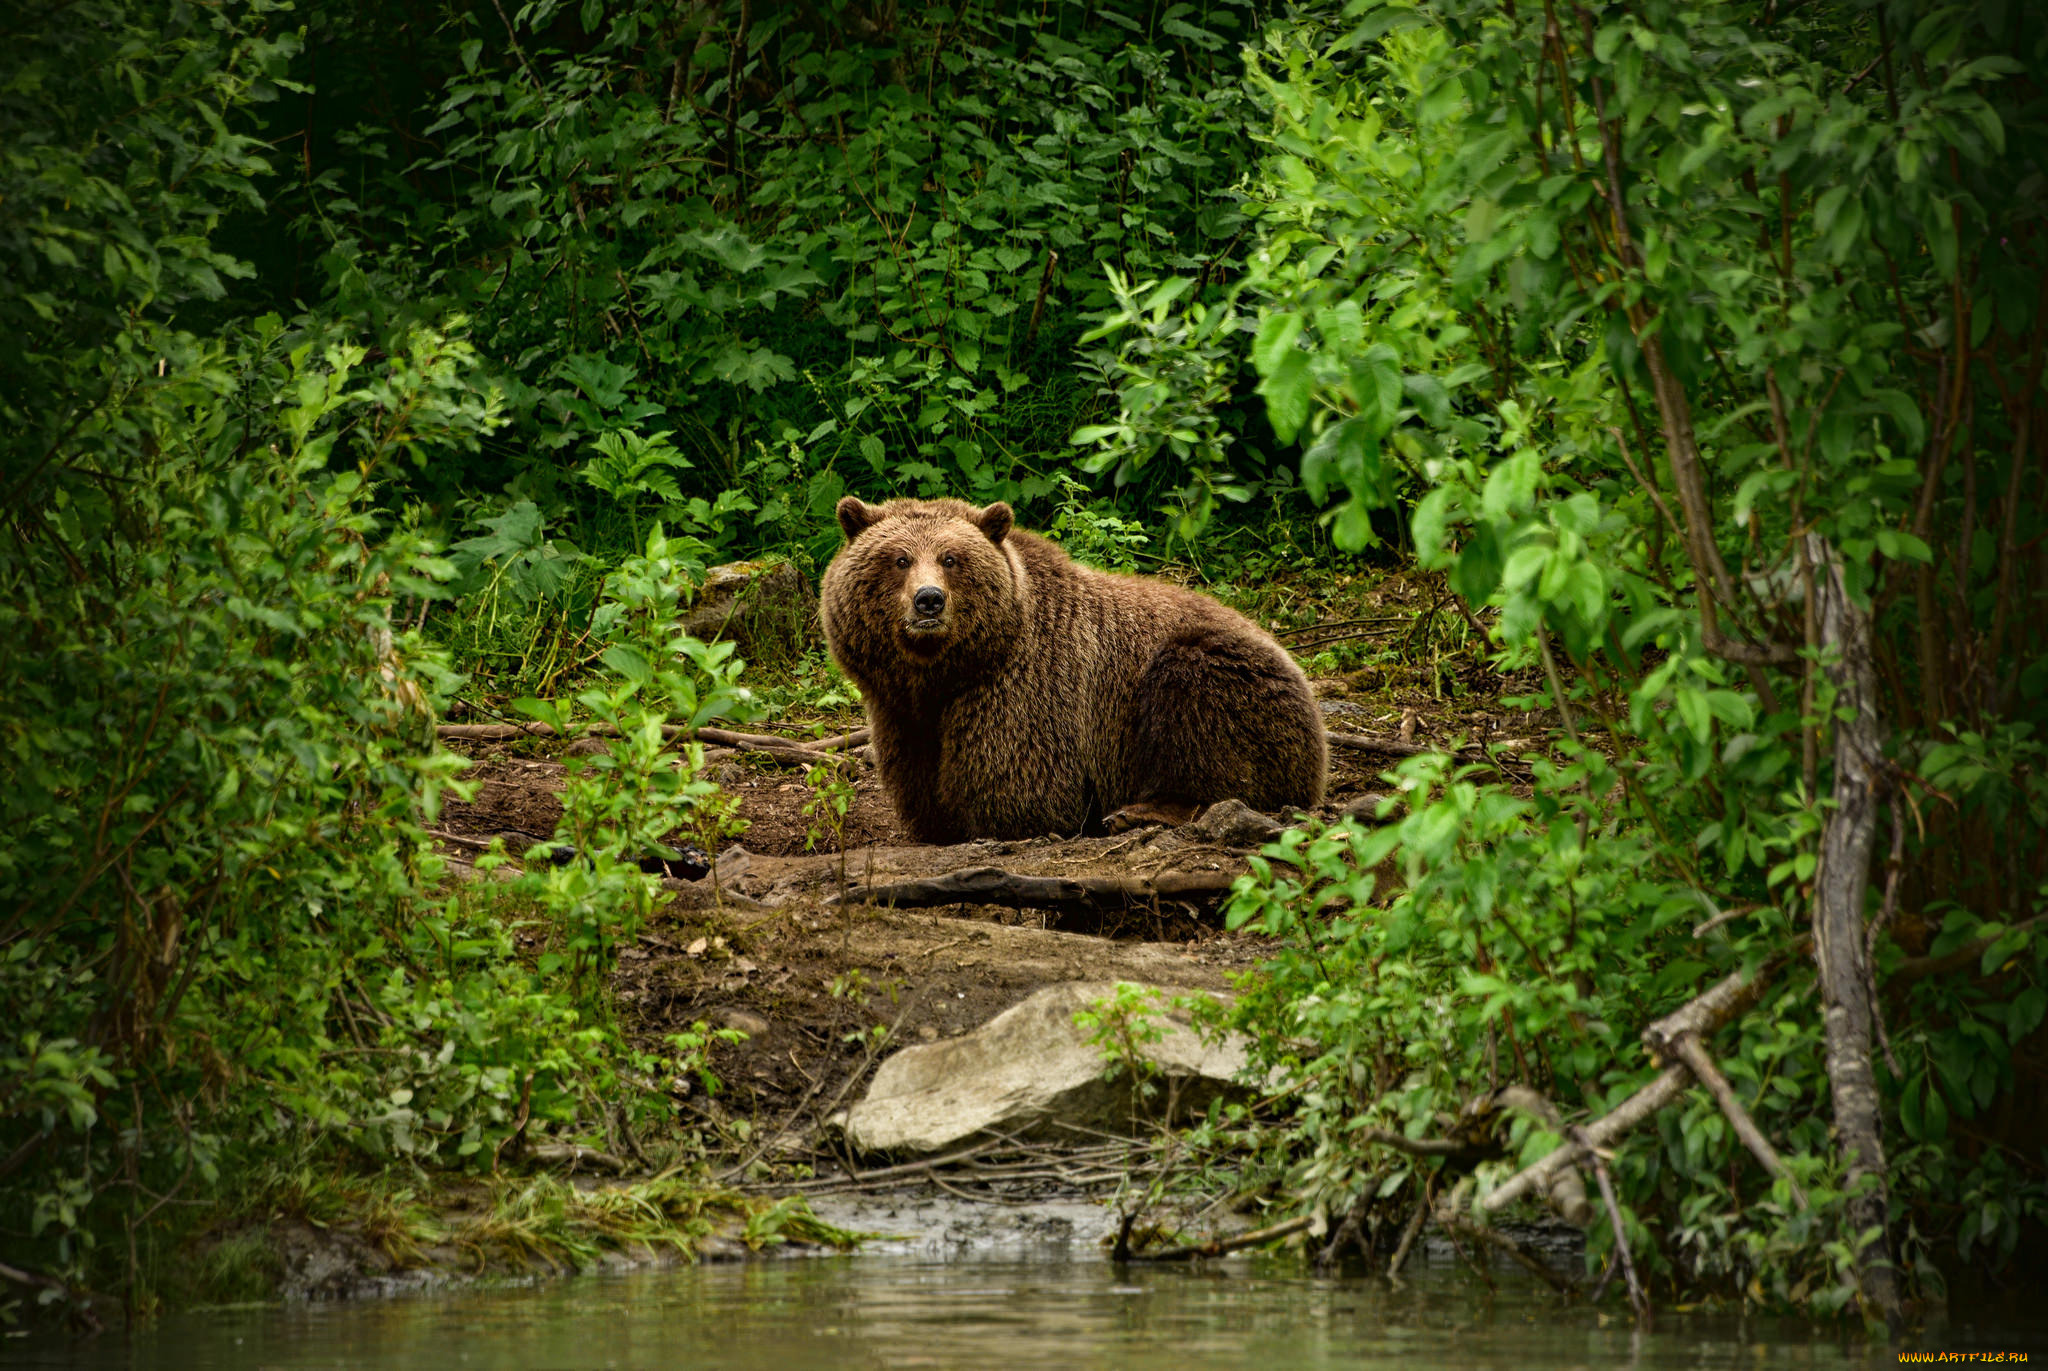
[911,584,947,623]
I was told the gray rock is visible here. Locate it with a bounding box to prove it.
[1179,798,1284,848]
[841,982,1253,1155]
[1339,791,1402,823]
[682,560,812,662]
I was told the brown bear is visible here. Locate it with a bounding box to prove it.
[820,496,1327,844]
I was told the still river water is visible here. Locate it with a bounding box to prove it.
[16,1248,2040,1371]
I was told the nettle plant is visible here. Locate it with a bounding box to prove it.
[1217,0,2047,1322]
[515,525,760,985]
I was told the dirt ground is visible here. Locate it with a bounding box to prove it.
[432,566,1553,1168]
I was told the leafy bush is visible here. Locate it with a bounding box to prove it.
[288,0,1271,540]
[1213,0,2048,1321]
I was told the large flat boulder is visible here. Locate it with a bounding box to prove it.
[841,982,1252,1155]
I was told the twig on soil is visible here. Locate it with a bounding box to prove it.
[1324,730,1435,759]
[1276,616,1412,639]
[426,827,501,853]
[926,1171,1038,1207]
[656,877,772,913]
[722,985,929,1185]
[1325,731,1536,783]
[525,1142,628,1175]
[751,1137,1152,1196]
[914,935,974,959]
[759,1139,1005,1192]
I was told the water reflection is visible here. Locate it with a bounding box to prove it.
[10,1254,1926,1370]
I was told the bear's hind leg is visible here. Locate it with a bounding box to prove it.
[1120,628,1326,819]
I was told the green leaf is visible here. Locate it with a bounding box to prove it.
[1869,389,1925,450]
[1675,686,1712,744]
[600,644,653,685]
[1258,351,1314,445]
[1403,374,1451,427]
[1253,311,1305,377]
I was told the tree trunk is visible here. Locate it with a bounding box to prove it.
[1808,533,1903,1332]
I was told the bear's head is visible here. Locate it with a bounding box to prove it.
[820,497,1023,687]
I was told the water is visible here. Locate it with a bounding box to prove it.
[15,1252,1989,1371]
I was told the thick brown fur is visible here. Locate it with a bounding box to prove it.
[820,496,1327,844]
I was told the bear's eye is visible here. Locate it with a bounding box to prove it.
[895,555,910,569]
[941,553,956,568]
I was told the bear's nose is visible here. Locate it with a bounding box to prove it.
[912,585,947,619]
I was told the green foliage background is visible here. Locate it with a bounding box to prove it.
[3,0,2045,1329]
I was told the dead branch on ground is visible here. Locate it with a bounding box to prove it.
[1572,1124,1648,1319]
[435,720,869,769]
[1113,1213,1316,1263]
[830,865,1240,912]
[1667,1035,1808,1210]
[1433,1210,1576,1293]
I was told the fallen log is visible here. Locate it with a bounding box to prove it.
[437,719,868,751]
[438,721,556,739]
[829,865,1241,912]
[436,719,862,770]
[703,739,854,771]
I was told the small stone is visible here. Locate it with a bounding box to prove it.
[1179,798,1284,849]
[1340,791,1401,824]
[710,1007,769,1038]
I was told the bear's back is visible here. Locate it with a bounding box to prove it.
[940,532,1280,822]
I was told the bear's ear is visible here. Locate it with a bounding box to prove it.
[975,501,1013,545]
[837,496,881,541]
